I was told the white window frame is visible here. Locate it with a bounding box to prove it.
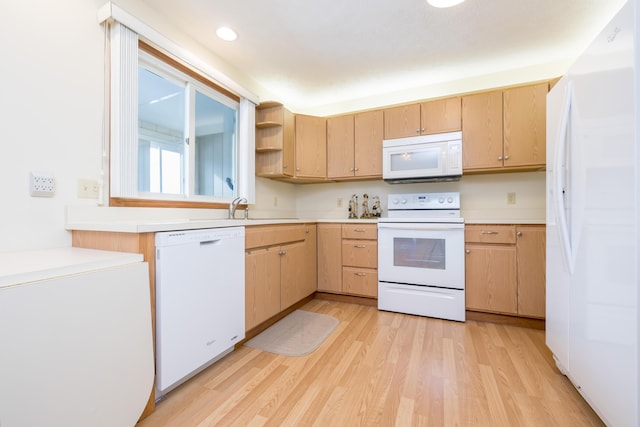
[99,2,256,205]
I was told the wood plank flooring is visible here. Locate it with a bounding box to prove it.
[138,299,603,426]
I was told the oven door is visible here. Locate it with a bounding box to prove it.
[378,222,465,289]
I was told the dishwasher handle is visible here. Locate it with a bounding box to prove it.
[200,239,221,246]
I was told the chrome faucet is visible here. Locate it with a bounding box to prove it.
[228,197,247,219]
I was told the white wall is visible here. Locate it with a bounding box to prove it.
[295,172,545,223]
[1,0,105,251]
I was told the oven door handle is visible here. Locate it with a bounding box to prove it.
[378,223,464,231]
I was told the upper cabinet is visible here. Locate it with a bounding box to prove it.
[503,83,547,169]
[294,114,327,179]
[257,81,549,183]
[327,110,383,179]
[462,82,547,172]
[255,103,326,182]
[384,97,461,139]
[255,102,295,178]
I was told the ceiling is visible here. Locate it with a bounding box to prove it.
[139,0,627,114]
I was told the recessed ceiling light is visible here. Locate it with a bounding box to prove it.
[427,0,465,8]
[216,26,237,41]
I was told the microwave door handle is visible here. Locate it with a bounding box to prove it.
[378,223,463,231]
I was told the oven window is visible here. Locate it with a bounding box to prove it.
[393,237,446,270]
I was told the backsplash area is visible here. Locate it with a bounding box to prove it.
[294,171,545,223]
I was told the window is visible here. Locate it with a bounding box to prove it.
[137,52,239,200]
[104,17,256,207]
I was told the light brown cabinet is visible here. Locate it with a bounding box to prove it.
[317,223,343,293]
[245,224,317,331]
[515,225,546,318]
[255,102,295,177]
[465,224,545,318]
[384,97,461,139]
[317,223,378,298]
[462,83,547,172]
[326,110,383,179]
[245,247,281,330]
[503,84,547,169]
[294,114,327,179]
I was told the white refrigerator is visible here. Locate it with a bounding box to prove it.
[546,0,638,425]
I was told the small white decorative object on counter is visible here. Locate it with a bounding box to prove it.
[348,194,359,219]
[361,193,370,218]
[371,195,381,218]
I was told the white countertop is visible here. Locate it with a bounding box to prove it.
[0,248,143,289]
[65,216,544,233]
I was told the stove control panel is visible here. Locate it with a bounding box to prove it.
[388,192,460,210]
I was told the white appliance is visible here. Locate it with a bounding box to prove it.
[155,227,245,397]
[382,131,463,183]
[546,1,637,425]
[378,192,465,321]
[0,248,154,427]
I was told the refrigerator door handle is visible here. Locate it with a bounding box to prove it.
[554,81,574,274]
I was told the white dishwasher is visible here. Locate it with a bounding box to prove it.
[155,226,245,397]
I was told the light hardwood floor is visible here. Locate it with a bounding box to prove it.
[138,299,603,426]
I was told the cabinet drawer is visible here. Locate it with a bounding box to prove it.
[342,267,377,297]
[246,225,306,249]
[342,224,377,240]
[342,240,377,268]
[465,224,516,244]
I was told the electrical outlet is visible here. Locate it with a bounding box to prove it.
[507,192,516,205]
[77,179,99,199]
[337,197,343,208]
[30,172,55,197]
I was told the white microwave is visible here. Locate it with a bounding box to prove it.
[382,131,463,183]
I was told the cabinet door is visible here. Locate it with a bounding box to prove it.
[327,115,355,179]
[354,110,383,177]
[516,226,546,318]
[295,114,327,178]
[343,267,378,298]
[462,91,503,170]
[317,224,343,293]
[245,247,281,331]
[280,240,309,309]
[503,83,547,168]
[421,97,461,134]
[383,104,421,139]
[465,243,517,314]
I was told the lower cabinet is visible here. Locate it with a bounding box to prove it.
[317,222,378,298]
[245,224,317,331]
[465,224,545,318]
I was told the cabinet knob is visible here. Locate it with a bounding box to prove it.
[296,167,300,171]
[480,230,499,235]
[354,167,359,171]
[350,167,354,172]
[283,164,288,168]
[354,245,366,248]
[465,249,471,254]
[355,272,366,277]
[517,231,523,237]
[353,229,365,232]
[498,156,503,161]
[416,128,421,133]
[279,250,286,255]
[504,155,510,160]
